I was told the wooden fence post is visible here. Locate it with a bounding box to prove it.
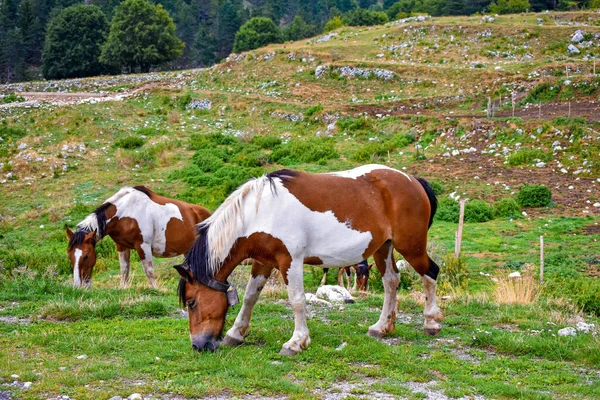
[540,235,544,284]
[455,200,466,258]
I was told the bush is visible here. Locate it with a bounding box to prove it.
[544,277,600,316]
[435,198,460,223]
[324,16,343,32]
[464,200,494,223]
[2,93,25,103]
[304,104,323,118]
[429,181,444,196]
[508,148,552,166]
[494,197,521,218]
[521,82,560,104]
[193,149,225,172]
[342,8,388,26]
[439,254,468,292]
[114,136,145,149]
[351,133,414,162]
[270,138,338,165]
[252,134,281,149]
[516,184,552,207]
[233,17,282,53]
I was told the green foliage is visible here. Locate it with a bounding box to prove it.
[521,82,560,104]
[41,5,112,79]
[494,197,521,218]
[284,15,315,41]
[252,134,282,149]
[100,0,183,72]
[2,93,25,103]
[304,104,324,118]
[342,8,389,26]
[351,134,414,162]
[439,253,468,291]
[233,17,282,53]
[464,200,494,223]
[0,124,26,157]
[516,184,552,207]
[270,137,338,165]
[507,148,553,166]
[545,277,600,316]
[429,181,444,196]
[323,16,344,32]
[435,198,459,223]
[337,116,371,133]
[489,0,531,14]
[114,136,145,149]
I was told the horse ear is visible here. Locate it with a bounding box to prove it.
[84,230,96,243]
[65,225,74,240]
[174,263,193,282]
[368,263,373,270]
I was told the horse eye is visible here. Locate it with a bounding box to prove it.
[187,300,197,309]
[84,254,89,260]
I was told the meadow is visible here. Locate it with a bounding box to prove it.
[1,10,600,400]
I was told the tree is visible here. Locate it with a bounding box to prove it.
[100,0,184,72]
[0,28,25,83]
[41,5,111,79]
[20,0,43,65]
[341,8,388,26]
[193,23,217,66]
[284,15,315,41]
[233,17,282,53]
[489,0,531,13]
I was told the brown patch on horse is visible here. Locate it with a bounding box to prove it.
[304,256,323,265]
[275,168,432,261]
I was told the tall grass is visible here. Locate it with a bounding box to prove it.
[494,274,540,305]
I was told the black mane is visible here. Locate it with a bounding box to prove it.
[183,224,213,288]
[266,169,299,193]
[93,202,112,238]
[133,185,153,198]
[67,229,95,250]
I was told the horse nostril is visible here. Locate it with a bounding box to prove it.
[192,343,199,351]
[204,341,216,352]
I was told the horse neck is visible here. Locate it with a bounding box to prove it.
[213,249,250,284]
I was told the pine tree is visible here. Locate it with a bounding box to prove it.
[233,16,281,52]
[20,0,43,65]
[215,0,243,58]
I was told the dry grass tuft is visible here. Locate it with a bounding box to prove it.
[494,273,540,304]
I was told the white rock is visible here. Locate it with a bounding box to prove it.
[76,354,87,359]
[23,382,32,389]
[316,285,354,303]
[508,271,521,278]
[128,394,142,400]
[109,397,123,400]
[558,327,577,336]
[336,342,347,351]
[571,30,584,43]
[567,44,580,54]
[593,203,600,208]
[10,374,19,379]
[536,162,546,168]
[576,322,594,333]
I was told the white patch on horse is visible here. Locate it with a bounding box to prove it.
[329,164,412,182]
[73,248,82,287]
[110,188,183,256]
[76,214,100,240]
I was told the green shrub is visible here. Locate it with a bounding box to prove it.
[2,93,25,103]
[544,277,600,316]
[435,198,460,223]
[252,134,282,149]
[0,125,27,143]
[193,149,225,172]
[429,181,444,196]
[189,132,236,150]
[440,254,468,291]
[115,136,145,149]
[270,138,338,165]
[508,148,553,166]
[177,92,193,109]
[304,104,323,118]
[516,184,552,207]
[494,197,521,218]
[521,82,560,104]
[464,200,494,223]
[351,133,414,162]
[337,116,371,132]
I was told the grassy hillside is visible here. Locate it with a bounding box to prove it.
[1,11,600,400]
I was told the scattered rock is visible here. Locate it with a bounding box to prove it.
[558,327,577,336]
[127,394,142,400]
[186,99,212,110]
[567,44,580,54]
[76,354,87,359]
[305,293,332,306]
[576,322,594,333]
[571,30,584,43]
[508,271,521,278]
[336,342,347,351]
[316,285,354,303]
[22,382,32,389]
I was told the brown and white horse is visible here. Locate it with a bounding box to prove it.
[174,165,443,355]
[66,186,210,288]
[320,260,372,292]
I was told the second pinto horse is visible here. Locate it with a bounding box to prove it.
[66,186,210,288]
[175,164,444,355]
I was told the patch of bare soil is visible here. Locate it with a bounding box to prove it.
[582,225,600,235]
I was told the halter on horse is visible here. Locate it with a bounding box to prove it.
[175,164,443,355]
[66,186,210,288]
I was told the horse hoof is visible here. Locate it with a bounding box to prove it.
[279,347,298,356]
[367,329,385,339]
[424,327,441,336]
[221,335,243,347]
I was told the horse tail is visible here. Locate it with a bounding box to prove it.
[416,178,437,229]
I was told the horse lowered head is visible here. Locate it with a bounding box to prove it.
[174,261,238,352]
[65,226,97,288]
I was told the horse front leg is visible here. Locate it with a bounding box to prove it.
[222,261,274,346]
[280,259,311,356]
[137,243,157,288]
[368,243,399,338]
[116,245,131,288]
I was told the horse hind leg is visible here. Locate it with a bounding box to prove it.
[137,243,157,288]
[401,250,443,336]
[117,246,131,288]
[320,268,328,286]
[367,242,399,339]
[223,261,274,346]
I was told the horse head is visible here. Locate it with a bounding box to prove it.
[174,261,235,352]
[65,226,97,288]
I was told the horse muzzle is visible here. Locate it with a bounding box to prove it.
[191,335,220,352]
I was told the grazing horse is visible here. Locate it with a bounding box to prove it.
[174,164,443,355]
[320,260,372,292]
[66,186,211,288]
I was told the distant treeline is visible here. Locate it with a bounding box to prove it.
[0,0,595,83]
